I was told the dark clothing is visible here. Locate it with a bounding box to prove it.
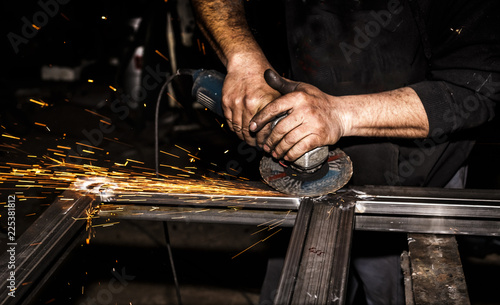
[257,2,500,305]
[285,0,499,187]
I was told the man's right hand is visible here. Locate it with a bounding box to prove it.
[191,0,280,146]
[222,54,280,146]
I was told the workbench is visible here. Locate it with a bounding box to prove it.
[1,182,499,305]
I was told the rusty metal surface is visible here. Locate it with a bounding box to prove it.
[408,234,470,305]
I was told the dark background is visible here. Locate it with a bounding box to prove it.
[0,0,499,304]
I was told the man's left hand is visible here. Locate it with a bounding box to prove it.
[249,75,347,162]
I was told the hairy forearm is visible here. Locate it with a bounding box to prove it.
[340,87,429,138]
[191,0,267,67]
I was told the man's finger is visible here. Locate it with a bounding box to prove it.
[249,95,294,133]
[250,70,301,132]
[263,69,300,95]
[263,114,302,151]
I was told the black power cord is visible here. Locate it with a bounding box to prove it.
[154,71,183,305]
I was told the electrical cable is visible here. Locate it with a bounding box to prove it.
[155,70,194,175]
[154,71,183,305]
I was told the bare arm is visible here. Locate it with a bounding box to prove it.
[192,0,261,66]
[192,0,279,145]
[341,88,429,138]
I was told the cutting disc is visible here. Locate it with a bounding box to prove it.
[260,148,353,197]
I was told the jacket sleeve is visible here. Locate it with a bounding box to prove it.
[408,0,500,137]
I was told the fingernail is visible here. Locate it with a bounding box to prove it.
[263,144,270,153]
[249,122,257,132]
[272,151,278,159]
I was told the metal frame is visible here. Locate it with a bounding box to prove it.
[0,190,97,305]
[1,184,499,304]
[273,193,356,304]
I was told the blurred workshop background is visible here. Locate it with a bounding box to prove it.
[0,0,499,304]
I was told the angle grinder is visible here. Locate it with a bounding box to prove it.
[184,68,352,196]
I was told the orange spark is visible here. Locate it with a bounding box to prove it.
[76,142,104,151]
[29,99,48,107]
[2,134,20,140]
[155,50,169,61]
[126,159,144,164]
[160,150,180,158]
[84,109,111,121]
[47,148,64,153]
[174,145,191,154]
[166,92,183,107]
[231,229,282,259]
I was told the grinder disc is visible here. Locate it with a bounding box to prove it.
[260,148,353,197]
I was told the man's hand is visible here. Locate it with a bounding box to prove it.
[223,54,280,146]
[249,72,430,162]
[192,0,280,146]
[249,73,347,161]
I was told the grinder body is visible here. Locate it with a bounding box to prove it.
[191,69,225,117]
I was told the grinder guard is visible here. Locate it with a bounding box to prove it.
[260,148,353,197]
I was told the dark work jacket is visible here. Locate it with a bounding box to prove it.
[285,0,499,186]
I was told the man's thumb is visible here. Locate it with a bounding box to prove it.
[264,69,300,95]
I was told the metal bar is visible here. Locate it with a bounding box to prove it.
[19,229,89,305]
[98,204,297,227]
[96,184,500,223]
[98,203,499,236]
[274,199,314,305]
[0,190,96,305]
[400,251,415,305]
[355,215,500,236]
[355,200,500,218]
[408,234,470,305]
[353,185,500,201]
[105,191,300,211]
[274,193,356,305]
[328,196,355,304]
[353,187,500,220]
